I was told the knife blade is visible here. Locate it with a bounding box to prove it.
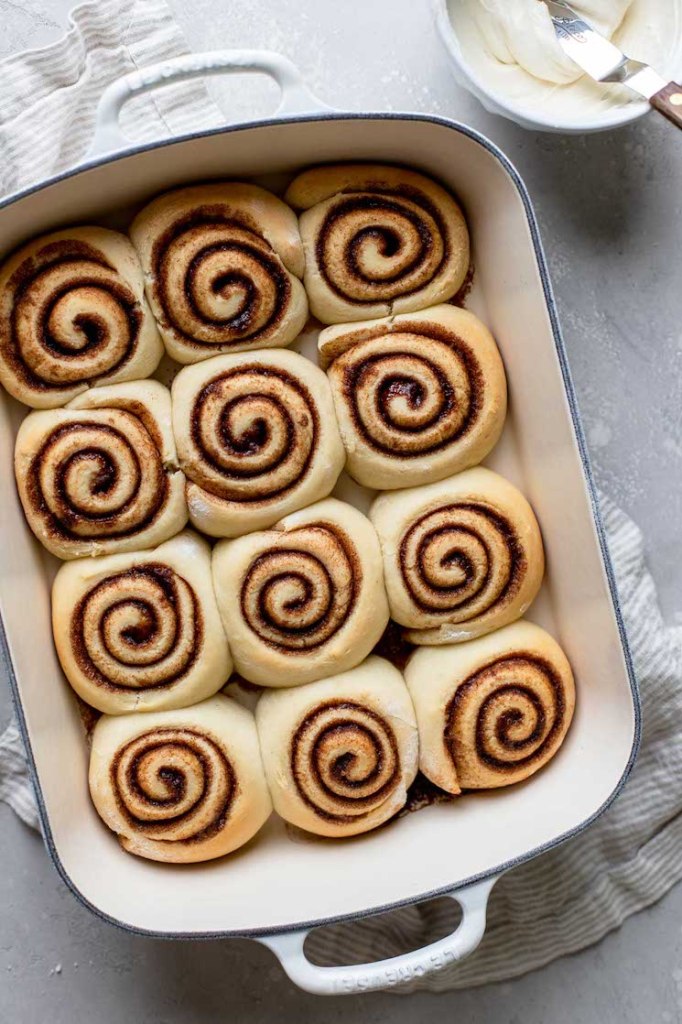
[545,0,682,127]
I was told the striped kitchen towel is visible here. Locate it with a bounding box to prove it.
[1,0,681,992]
[0,0,223,197]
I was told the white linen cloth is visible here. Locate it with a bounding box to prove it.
[1,0,680,991]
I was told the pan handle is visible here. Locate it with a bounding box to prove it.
[257,874,498,996]
[87,50,330,159]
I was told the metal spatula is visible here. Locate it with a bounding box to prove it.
[546,0,682,129]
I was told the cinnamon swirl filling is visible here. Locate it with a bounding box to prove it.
[0,233,159,406]
[187,364,318,504]
[72,564,201,694]
[337,325,483,458]
[239,523,359,653]
[26,416,168,545]
[445,654,567,784]
[315,190,449,305]
[152,211,293,349]
[399,502,525,624]
[112,727,235,843]
[290,700,401,824]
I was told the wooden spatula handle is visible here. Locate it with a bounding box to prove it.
[650,82,682,129]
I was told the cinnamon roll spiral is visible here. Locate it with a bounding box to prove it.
[320,305,507,489]
[212,498,390,687]
[52,531,232,714]
[171,349,345,538]
[370,467,545,644]
[0,229,161,411]
[14,380,188,559]
[404,621,576,792]
[88,696,272,862]
[0,227,163,409]
[285,164,470,324]
[129,183,308,363]
[256,656,418,837]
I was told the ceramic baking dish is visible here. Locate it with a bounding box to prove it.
[0,51,640,995]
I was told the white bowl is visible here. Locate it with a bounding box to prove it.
[432,0,681,133]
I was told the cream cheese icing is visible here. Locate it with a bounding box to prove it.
[460,1,632,84]
[448,0,682,120]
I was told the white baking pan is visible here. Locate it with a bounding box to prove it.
[0,52,640,995]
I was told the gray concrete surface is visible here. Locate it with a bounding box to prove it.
[1,0,682,1020]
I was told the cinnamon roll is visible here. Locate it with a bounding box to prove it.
[14,380,188,559]
[370,467,544,644]
[212,498,389,687]
[88,695,272,862]
[171,349,345,538]
[404,621,575,792]
[129,183,308,363]
[284,164,470,323]
[0,226,163,409]
[52,531,232,714]
[256,656,418,837]
[320,305,507,489]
